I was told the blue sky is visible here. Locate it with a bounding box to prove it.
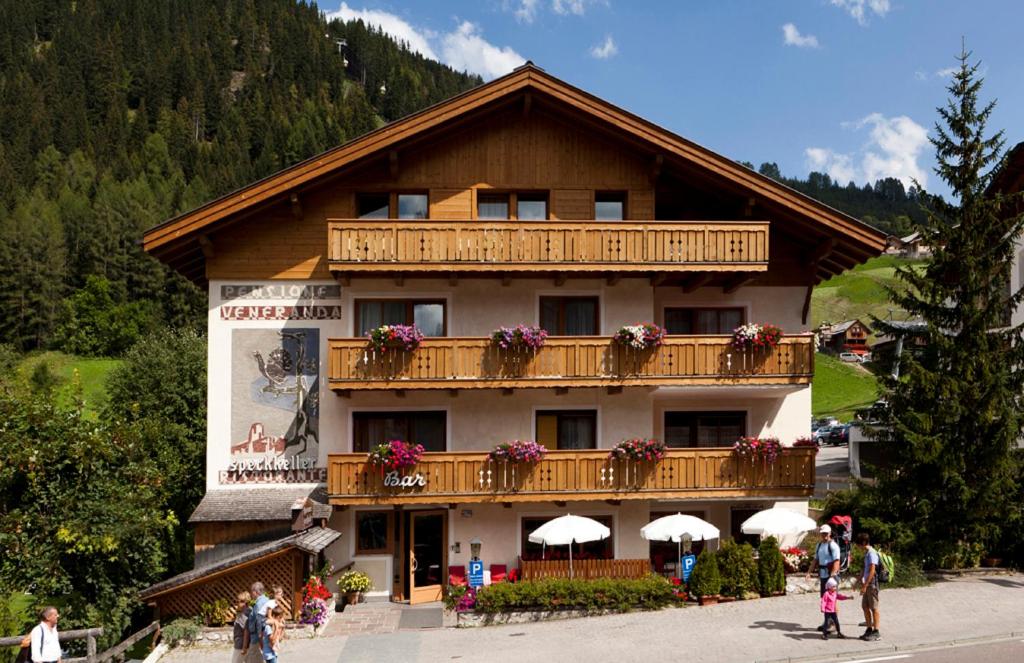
[326,1,1024,198]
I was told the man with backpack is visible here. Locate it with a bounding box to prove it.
[242,582,269,663]
[806,524,841,632]
[857,533,882,641]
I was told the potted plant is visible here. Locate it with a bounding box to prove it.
[490,325,548,351]
[689,549,721,605]
[488,440,547,463]
[607,438,666,462]
[613,323,666,350]
[758,536,786,596]
[338,570,373,605]
[367,324,424,352]
[732,436,782,465]
[367,439,425,473]
[731,323,783,352]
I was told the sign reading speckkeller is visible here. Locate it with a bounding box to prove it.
[212,282,342,485]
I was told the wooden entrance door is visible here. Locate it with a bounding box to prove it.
[409,510,447,604]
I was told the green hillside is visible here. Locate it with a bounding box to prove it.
[812,255,926,335]
[16,352,123,417]
[812,353,880,421]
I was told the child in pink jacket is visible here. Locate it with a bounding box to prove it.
[820,577,850,639]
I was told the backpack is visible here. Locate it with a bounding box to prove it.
[878,549,895,583]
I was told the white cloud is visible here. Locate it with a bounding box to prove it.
[830,0,891,26]
[328,3,438,60]
[513,0,541,23]
[552,0,589,16]
[782,23,819,48]
[589,35,618,59]
[326,4,524,80]
[935,66,957,78]
[442,21,526,81]
[805,113,929,189]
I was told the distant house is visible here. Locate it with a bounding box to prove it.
[820,319,872,355]
[884,235,904,255]
[872,320,928,375]
[899,231,931,258]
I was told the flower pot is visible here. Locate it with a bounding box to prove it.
[718,595,736,603]
[344,591,360,605]
[697,595,719,606]
[981,556,1003,568]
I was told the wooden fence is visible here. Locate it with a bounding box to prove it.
[521,558,651,581]
[0,622,159,663]
[327,219,770,272]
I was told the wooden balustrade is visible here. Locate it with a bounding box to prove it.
[520,559,651,581]
[327,219,769,273]
[326,447,816,505]
[328,335,814,391]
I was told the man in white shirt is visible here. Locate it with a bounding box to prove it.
[30,606,61,663]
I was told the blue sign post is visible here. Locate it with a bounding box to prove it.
[468,560,485,588]
[681,554,697,582]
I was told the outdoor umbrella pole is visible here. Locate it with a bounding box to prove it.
[569,540,573,579]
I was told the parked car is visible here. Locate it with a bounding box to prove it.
[812,426,832,445]
[839,352,862,363]
[827,424,850,446]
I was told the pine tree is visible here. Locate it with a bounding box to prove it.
[867,47,1024,567]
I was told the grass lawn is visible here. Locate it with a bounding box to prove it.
[813,353,880,421]
[16,351,123,417]
[812,255,927,336]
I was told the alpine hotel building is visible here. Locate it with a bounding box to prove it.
[140,64,885,609]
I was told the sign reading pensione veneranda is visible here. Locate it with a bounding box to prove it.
[212,281,342,485]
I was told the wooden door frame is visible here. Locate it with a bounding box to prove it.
[408,509,448,604]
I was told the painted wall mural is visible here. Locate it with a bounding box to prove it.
[221,328,326,484]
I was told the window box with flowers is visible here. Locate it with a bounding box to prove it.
[731,323,783,353]
[367,439,425,476]
[490,325,548,351]
[367,324,424,352]
[607,438,666,486]
[613,323,666,350]
[486,440,547,491]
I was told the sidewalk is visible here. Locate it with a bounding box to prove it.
[163,573,1024,663]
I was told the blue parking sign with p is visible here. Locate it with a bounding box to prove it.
[468,560,484,588]
[681,554,697,582]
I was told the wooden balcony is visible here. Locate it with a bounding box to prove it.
[326,447,816,505]
[327,219,769,275]
[327,335,814,391]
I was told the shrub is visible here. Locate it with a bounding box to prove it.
[52,275,160,356]
[198,598,231,626]
[443,584,470,611]
[757,536,786,595]
[688,549,721,598]
[162,618,202,647]
[716,540,758,599]
[471,576,673,615]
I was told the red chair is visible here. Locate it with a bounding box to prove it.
[490,564,507,583]
[508,568,519,583]
[448,565,467,586]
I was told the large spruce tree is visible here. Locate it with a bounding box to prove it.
[868,48,1024,566]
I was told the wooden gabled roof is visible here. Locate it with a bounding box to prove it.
[143,63,886,281]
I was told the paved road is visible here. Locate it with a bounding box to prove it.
[815,443,853,498]
[162,572,1022,663]
[806,638,1024,663]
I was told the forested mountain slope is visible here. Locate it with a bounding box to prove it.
[0,0,482,352]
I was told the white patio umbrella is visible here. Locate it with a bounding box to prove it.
[740,507,818,539]
[641,513,720,569]
[528,514,610,578]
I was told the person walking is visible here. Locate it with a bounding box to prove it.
[857,533,882,641]
[232,591,252,663]
[245,582,269,663]
[29,606,61,663]
[819,577,849,640]
[806,523,840,632]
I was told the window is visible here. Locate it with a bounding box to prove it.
[516,193,548,220]
[521,515,613,560]
[595,192,626,220]
[352,411,447,452]
[536,410,597,450]
[477,193,509,219]
[354,299,446,337]
[397,193,428,219]
[357,193,390,218]
[664,411,746,448]
[664,307,744,334]
[540,296,599,335]
[356,511,393,555]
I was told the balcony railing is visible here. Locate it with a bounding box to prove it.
[326,447,816,505]
[327,335,814,391]
[327,219,769,273]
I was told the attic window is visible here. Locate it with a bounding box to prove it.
[477,193,509,219]
[357,193,389,218]
[595,192,626,220]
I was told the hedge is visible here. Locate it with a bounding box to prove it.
[471,575,675,614]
